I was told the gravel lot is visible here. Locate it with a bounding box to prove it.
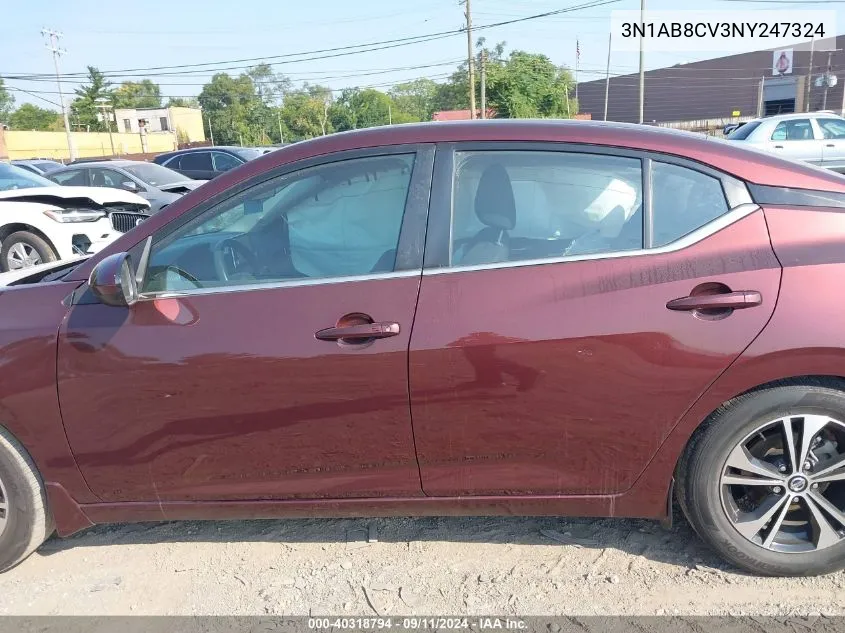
[1,513,844,616]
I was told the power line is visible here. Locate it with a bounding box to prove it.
[2,0,622,80]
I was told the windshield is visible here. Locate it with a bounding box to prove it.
[232,148,265,161]
[0,163,57,191]
[727,120,762,140]
[122,163,187,187]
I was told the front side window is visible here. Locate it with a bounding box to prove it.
[651,162,729,247]
[179,152,212,171]
[818,118,845,140]
[449,151,642,266]
[89,168,124,188]
[212,152,242,172]
[144,153,415,294]
[771,119,815,141]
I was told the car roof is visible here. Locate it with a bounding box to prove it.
[12,159,62,165]
[53,160,153,171]
[248,120,845,193]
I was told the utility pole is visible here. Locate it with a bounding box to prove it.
[806,38,815,113]
[206,112,215,145]
[604,32,612,121]
[42,29,76,161]
[388,102,392,125]
[480,50,487,119]
[462,0,476,119]
[822,50,840,111]
[277,110,284,143]
[95,98,115,156]
[757,77,765,117]
[638,0,646,124]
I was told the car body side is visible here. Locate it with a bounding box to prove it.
[3,121,845,536]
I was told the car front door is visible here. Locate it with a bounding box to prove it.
[769,118,824,165]
[178,151,214,179]
[409,145,781,496]
[57,146,433,502]
[816,118,845,171]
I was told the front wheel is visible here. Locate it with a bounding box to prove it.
[678,383,845,576]
[0,231,57,272]
[0,426,53,572]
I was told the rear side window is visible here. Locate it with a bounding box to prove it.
[450,151,643,266]
[771,119,814,141]
[652,162,729,247]
[179,152,212,171]
[212,152,242,172]
[817,118,845,140]
[50,169,88,186]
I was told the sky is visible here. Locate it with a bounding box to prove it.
[2,0,844,111]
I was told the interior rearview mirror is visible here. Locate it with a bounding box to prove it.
[89,252,139,307]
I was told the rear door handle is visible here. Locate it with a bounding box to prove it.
[773,145,784,149]
[315,321,400,342]
[827,143,836,148]
[666,291,762,311]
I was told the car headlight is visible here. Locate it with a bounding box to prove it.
[43,208,108,223]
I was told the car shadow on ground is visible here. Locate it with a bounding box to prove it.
[36,507,735,574]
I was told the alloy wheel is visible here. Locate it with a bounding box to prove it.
[6,243,42,270]
[0,471,7,538]
[721,414,845,553]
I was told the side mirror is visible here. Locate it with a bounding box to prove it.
[121,180,139,192]
[89,252,138,307]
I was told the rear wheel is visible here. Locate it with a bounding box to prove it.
[679,384,845,576]
[0,231,57,272]
[0,426,53,572]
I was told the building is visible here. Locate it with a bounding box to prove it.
[432,109,496,121]
[112,106,206,143]
[577,35,845,126]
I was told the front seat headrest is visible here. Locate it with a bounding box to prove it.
[474,164,516,231]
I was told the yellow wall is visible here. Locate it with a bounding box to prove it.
[168,108,206,143]
[5,130,178,160]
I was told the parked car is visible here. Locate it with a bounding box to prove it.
[49,160,207,213]
[152,146,265,180]
[10,159,64,175]
[722,122,746,136]
[3,121,845,576]
[726,112,845,171]
[0,163,150,272]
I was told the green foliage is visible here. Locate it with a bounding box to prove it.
[112,80,162,109]
[166,97,200,108]
[8,103,61,131]
[389,79,437,122]
[330,88,395,132]
[70,66,114,131]
[246,64,292,105]
[485,51,575,119]
[0,78,14,124]
[198,72,271,145]
[281,84,333,140]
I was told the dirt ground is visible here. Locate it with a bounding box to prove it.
[1,512,845,617]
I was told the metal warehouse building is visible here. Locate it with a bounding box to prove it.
[577,35,845,126]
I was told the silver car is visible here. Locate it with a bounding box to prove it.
[726,112,845,172]
[48,160,207,213]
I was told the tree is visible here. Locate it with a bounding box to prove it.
[0,78,14,124]
[70,66,114,131]
[198,72,269,145]
[246,64,291,106]
[485,51,575,119]
[8,103,61,131]
[330,88,395,132]
[281,85,334,141]
[389,79,437,122]
[112,80,162,109]
[166,97,200,108]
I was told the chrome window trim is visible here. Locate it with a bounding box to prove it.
[423,202,761,276]
[137,269,421,301]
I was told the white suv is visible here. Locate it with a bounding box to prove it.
[727,112,845,172]
[0,163,150,272]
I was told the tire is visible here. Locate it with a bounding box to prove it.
[0,231,57,273]
[0,426,53,572]
[678,382,845,576]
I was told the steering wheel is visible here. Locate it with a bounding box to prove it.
[212,239,258,282]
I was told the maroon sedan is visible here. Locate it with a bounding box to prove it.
[2,121,845,576]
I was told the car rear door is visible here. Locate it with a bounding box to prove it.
[409,144,781,496]
[212,151,245,176]
[769,119,824,165]
[57,145,433,502]
[816,118,845,171]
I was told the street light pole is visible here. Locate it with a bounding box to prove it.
[42,29,76,161]
[96,98,115,156]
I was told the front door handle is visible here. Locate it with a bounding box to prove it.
[666,291,762,312]
[773,145,784,149]
[315,321,400,342]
